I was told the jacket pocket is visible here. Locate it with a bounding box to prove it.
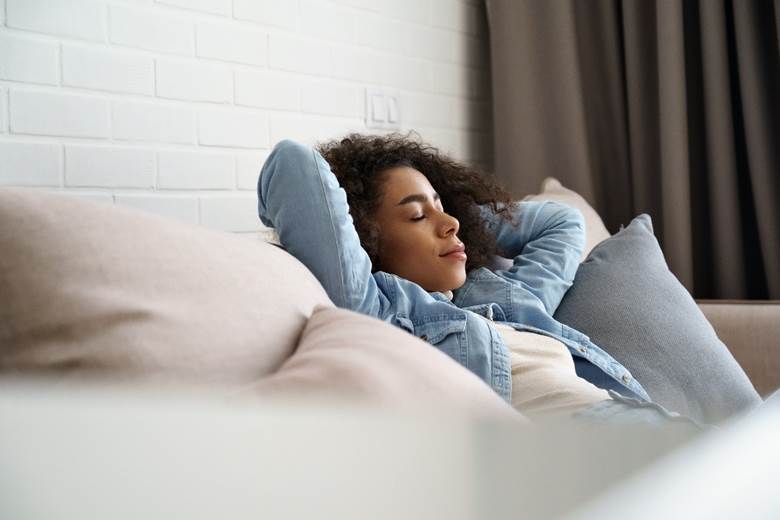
[411,316,467,345]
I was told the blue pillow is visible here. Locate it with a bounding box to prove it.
[553,214,761,423]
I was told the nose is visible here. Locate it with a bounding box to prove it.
[439,212,459,237]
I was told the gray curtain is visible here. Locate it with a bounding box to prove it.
[486,0,780,299]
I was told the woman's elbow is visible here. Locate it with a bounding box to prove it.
[262,140,316,180]
[553,203,587,255]
[258,140,319,218]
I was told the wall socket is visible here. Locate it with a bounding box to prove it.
[365,87,401,130]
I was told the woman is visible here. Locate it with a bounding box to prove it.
[257,133,698,427]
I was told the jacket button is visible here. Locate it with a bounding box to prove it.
[622,373,631,383]
[419,335,428,341]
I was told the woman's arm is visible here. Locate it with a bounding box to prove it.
[258,140,384,317]
[481,201,585,315]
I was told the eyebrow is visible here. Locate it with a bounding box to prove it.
[396,192,440,206]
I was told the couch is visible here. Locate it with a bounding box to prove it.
[1,178,778,519]
[697,299,779,397]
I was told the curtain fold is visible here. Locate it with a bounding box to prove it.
[486,0,780,299]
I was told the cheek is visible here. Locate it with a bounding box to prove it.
[380,227,432,266]
[382,231,417,259]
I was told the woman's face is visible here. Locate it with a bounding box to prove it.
[373,166,467,292]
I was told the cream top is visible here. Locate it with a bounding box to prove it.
[491,321,610,417]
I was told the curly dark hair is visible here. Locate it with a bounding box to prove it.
[317,132,516,273]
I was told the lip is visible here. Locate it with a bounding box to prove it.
[440,244,467,261]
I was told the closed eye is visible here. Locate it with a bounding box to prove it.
[411,215,426,221]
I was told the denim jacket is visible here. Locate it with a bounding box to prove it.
[258,140,650,403]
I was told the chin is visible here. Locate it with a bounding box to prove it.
[444,272,467,292]
[417,269,467,293]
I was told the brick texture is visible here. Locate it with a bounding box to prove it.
[0,33,59,85]
[0,141,61,186]
[65,145,156,188]
[112,101,197,144]
[0,0,491,232]
[156,59,233,103]
[6,0,106,41]
[63,45,154,95]
[10,90,110,138]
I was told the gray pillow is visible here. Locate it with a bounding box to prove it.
[553,214,761,423]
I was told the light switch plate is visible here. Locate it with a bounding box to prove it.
[371,94,386,123]
[387,96,399,123]
[365,87,401,130]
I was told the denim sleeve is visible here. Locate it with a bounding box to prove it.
[257,140,385,317]
[481,201,585,315]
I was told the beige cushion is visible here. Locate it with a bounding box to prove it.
[524,177,611,260]
[0,188,332,385]
[249,305,525,422]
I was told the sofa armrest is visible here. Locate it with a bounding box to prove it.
[697,300,780,398]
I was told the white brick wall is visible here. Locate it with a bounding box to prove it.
[156,59,233,103]
[110,5,194,55]
[63,44,155,94]
[7,0,106,42]
[0,33,60,85]
[300,79,362,118]
[115,193,201,224]
[112,101,196,144]
[0,141,61,186]
[157,150,234,190]
[234,70,299,110]
[0,87,6,132]
[65,145,155,188]
[298,0,357,44]
[233,0,297,30]
[268,33,331,76]
[200,194,259,232]
[10,90,111,138]
[0,0,492,233]
[157,0,231,17]
[235,151,269,190]
[198,107,269,148]
[196,22,267,66]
